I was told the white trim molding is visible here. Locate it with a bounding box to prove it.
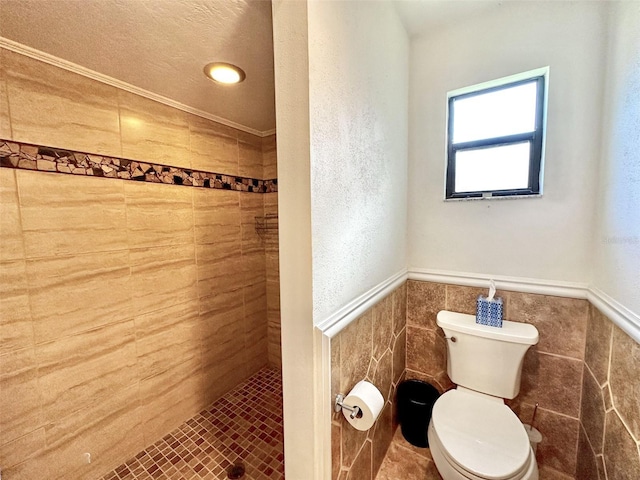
[588,288,640,344]
[408,268,589,299]
[0,37,275,138]
[316,269,408,338]
[316,267,639,344]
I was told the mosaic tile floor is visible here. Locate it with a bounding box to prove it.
[100,368,284,480]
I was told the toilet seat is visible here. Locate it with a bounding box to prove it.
[431,389,531,480]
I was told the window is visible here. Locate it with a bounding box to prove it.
[445,67,548,199]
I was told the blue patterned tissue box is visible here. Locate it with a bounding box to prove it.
[476,295,503,327]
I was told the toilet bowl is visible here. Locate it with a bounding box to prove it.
[427,311,540,480]
[427,388,538,480]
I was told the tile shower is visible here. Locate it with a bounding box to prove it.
[0,47,282,480]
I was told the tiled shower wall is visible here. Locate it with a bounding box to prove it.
[330,282,407,480]
[577,305,640,480]
[405,280,640,479]
[0,47,279,480]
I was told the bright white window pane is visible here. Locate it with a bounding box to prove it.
[452,82,537,144]
[455,143,531,193]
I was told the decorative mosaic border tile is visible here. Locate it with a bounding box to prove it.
[0,139,277,193]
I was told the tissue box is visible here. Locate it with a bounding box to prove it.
[476,295,503,327]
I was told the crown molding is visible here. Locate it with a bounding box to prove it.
[0,37,275,138]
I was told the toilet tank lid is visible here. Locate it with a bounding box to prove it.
[437,311,539,345]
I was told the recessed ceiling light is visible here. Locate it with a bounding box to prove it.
[203,62,246,85]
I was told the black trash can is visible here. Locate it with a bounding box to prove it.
[397,379,440,448]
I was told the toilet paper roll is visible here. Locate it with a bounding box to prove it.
[342,380,384,431]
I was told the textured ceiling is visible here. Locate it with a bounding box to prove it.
[394,0,503,37]
[0,0,506,134]
[0,0,276,133]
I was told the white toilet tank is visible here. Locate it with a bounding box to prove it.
[437,310,539,399]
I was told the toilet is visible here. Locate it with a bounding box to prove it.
[427,310,540,480]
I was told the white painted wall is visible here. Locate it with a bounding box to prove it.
[308,0,409,323]
[271,2,319,479]
[272,1,409,477]
[592,1,640,316]
[407,1,607,284]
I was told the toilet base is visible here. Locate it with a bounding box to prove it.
[428,421,539,480]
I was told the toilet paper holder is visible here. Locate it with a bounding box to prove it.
[334,394,361,419]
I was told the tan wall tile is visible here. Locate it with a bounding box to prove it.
[339,310,373,394]
[346,440,371,480]
[0,50,12,138]
[445,284,488,315]
[125,181,194,249]
[0,259,32,355]
[393,328,406,383]
[340,414,369,469]
[372,402,393,477]
[0,168,24,261]
[0,347,42,446]
[603,409,640,480]
[18,170,127,257]
[407,281,445,330]
[244,281,269,375]
[262,134,277,179]
[44,384,143,480]
[238,131,263,179]
[505,292,588,360]
[27,251,132,343]
[373,350,393,403]
[392,282,406,335]
[240,191,264,254]
[36,320,138,423]
[197,246,244,299]
[406,326,446,377]
[576,426,599,480]
[243,251,267,292]
[0,428,47,476]
[519,350,583,418]
[376,442,438,480]
[514,404,579,476]
[405,369,453,394]
[188,114,239,174]
[331,336,341,399]
[134,300,200,380]
[268,321,282,368]
[266,267,280,304]
[332,422,341,480]
[609,325,640,439]
[584,304,613,386]
[138,356,204,446]
[199,289,247,402]
[4,50,121,157]
[372,295,393,360]
[193,189,241,247]
[130,244,197,315]
[118,91,190,168]
[537,467,575,480]
[263,191,278,214]
[581,366,606,454]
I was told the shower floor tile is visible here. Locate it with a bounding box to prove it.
[100,368,284,480]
